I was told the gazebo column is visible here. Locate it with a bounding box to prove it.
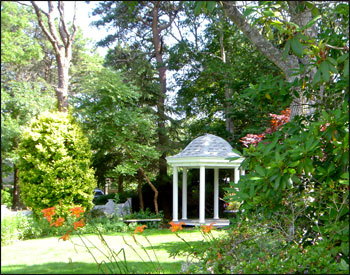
[234,167,240,184]
[213,168,219,220]
[241,169,245,176]
[182,168,187,220]
[172,166,178,222]
[199,166,206,223]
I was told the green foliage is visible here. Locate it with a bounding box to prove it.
[170,8,284,146]
[1,2,43,65]
[1,213,131,246]
[225,102,349,267]
[1,188,13,208]
[174,217,345,274]
[72,67,159,186]
[17,112,97,217]
[123,208,164,220]
[1,81,56,169]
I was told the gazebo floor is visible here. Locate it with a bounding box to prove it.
[178,218,230,227]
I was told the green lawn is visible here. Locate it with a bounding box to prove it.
[1,228,224,274]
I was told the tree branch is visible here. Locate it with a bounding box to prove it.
[158,13,177,33]
[221,1,298,77]
[46,1,61,45]
[57,1,69,48]
[31,1,59,53]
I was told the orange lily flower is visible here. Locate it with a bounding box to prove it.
[73,219,85,230]
[201,222,215,234]
[134,225,147,234]
[41,207,55,222]
[46,215,53,223]
[50,217,65,227]
[60,232,70,241]
[169,221,185,232]
[69,206,85,218]
[217,252,223,260]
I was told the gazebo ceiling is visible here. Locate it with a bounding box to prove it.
[166,133,243,168]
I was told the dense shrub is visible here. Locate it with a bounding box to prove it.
[17,111,97,217]
[174,217,345,274]
[123,208,164,220]
[223,103,349,272]
[1,188,13,208]
[1,212,133,246]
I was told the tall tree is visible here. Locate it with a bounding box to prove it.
[92,1,181,185]
[168,2,283,145]
[1,1,57,208]
[72,66,160,213]
[31,1,77,112]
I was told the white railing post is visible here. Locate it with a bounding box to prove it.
[173,166,178,222]
[214,168,219,219]
[182,168,187,220]
[199,166,206,223]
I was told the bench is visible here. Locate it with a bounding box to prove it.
[123,218,162,223]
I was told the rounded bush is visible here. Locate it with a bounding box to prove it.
[17,111,96,217]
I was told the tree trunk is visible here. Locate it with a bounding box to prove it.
[117,175,123,193]
[152,3,168,184]
[56,55,70,112]
[12,165,19,210]
[137,170,144,211]
[123,145,159,214]
[139,167,159,214]
[218,14,235,138]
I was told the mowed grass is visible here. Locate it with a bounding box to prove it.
[1,228,225,274]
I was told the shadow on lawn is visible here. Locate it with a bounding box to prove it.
[149,240,205,255]
[1,260,185,274]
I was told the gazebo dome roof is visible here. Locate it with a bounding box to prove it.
[171,133,239,158]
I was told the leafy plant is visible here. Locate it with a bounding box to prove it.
[225,101,349,267]
[123,208,164,220]
[1,188,13,208]
[17,111,97,217]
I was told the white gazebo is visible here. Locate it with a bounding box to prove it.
[166,133,245,225]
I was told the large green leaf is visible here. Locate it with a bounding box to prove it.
[312,68,321,85]
[290,37,303,57]
[343,60,349,77]
[320,61,330,82]
[301,15,321,30]
[273,176,281,190]
[283,40,291,60]
[255,165,265,177]
[207,1,216,12]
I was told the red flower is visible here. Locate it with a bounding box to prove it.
[240,108,290,147]
[41,207,55,222]
[60,232,70,241]
[73,219,85,230]
[50,217,65,227]
[201,222,215,234]
[320,122,330,132]
[134,225,147,234]
[69,206,85,218]
[169,221,185,232]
